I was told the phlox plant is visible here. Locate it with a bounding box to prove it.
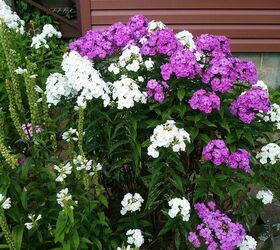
[0,2,280,249]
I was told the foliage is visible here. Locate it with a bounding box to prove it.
[0,5,279,250]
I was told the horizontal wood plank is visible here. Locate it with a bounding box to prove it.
[91,0,280,10]
[91,24,280,39]
[91,10,280,24]
[231,39,280,52]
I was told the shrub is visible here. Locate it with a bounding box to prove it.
[0,2,280,249]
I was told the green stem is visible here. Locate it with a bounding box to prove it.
[77,107,84,157]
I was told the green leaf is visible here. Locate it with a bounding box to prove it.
[12,225,24,250]
[98,195,109,208]
[177,88,186,102]
[54,212,69,243]
[20,190,27,210]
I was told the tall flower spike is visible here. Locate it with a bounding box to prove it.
[0,132,18,169]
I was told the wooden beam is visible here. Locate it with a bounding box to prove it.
[77,0,91,35]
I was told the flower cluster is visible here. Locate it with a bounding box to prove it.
[146,79,169,103]
[46,51,110,107]
[54,162,72,182]
[188,202,246,250]
[147,20,165,33]
[0,193,11,210]
[176,30,196,51]
[24,214,42,230]
[256,143,280,165]
[45,73,70,106]
[147,120,191,158]
[69,15,148,60]
[161,48,201,81]
[202,139,229,166]
[227,149,251,173]
[195,34,231,59]
[141,28,182,56]
[126,229,144,248]
[203,140,251,172]
[62,128,79,142]
[73,155,102,176]
[168,197,191,222]
[0,0,24,34]
[56,188,77,210]
[256,190,274,204]
[120,193,144,215]
[189,89,220,114]
[109,76,147,109]
[230,86,271,124]
[237,235,257,250]
[31,24,61,49]
[260,103,280,129]
[22,123,43,140]
[109,45,154,75]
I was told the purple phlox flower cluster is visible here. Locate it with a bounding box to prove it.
[202,139,229,166]
[227,149,251,173]
[69,15,148,60]
[202,57,258,93]
[160,49,202,81]
[188,202,246,250]
[235,58,258,84]
[189,89,220,114]
[230,86,271,124]
[203,140,251,173]
[140,28,182,56]
[195,34,231,59]
[22,123,43,140]
[127,15,149,40]
[146,79,169,103]
[202,57,238,93]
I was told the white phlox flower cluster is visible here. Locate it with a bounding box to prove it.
[139,20,165,44]
[238,235,257,250]
[260,103,280,129]
[109,76,147,109]
[168,197,191,222]
[108,45,154,74]
[147,120,191,158]
[176,30,196,51]
[46,73,72,106]
[0,0,24,34]
[64,51,110,107]
[24,214,42,230]
[54,162,72,182]
[255,80,268,92]
[121,193,144,215]
[31,24,62,49]
[256,189,274,205]
[126,229,144,248]
[73,155,102,176]
[148,20,166,32]
[256,143,280,165]
[15,67,27,75]
[176,30,202,61]
[46,51,149,110]
[0,193,11,210]
[62,128,79,142]
[56,188,77,210]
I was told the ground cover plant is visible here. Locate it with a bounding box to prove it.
[0,1,280,249]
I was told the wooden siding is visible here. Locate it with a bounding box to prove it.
[83,0,280,52]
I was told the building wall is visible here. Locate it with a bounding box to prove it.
[234,53,280,89]
[88,0,280,52]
